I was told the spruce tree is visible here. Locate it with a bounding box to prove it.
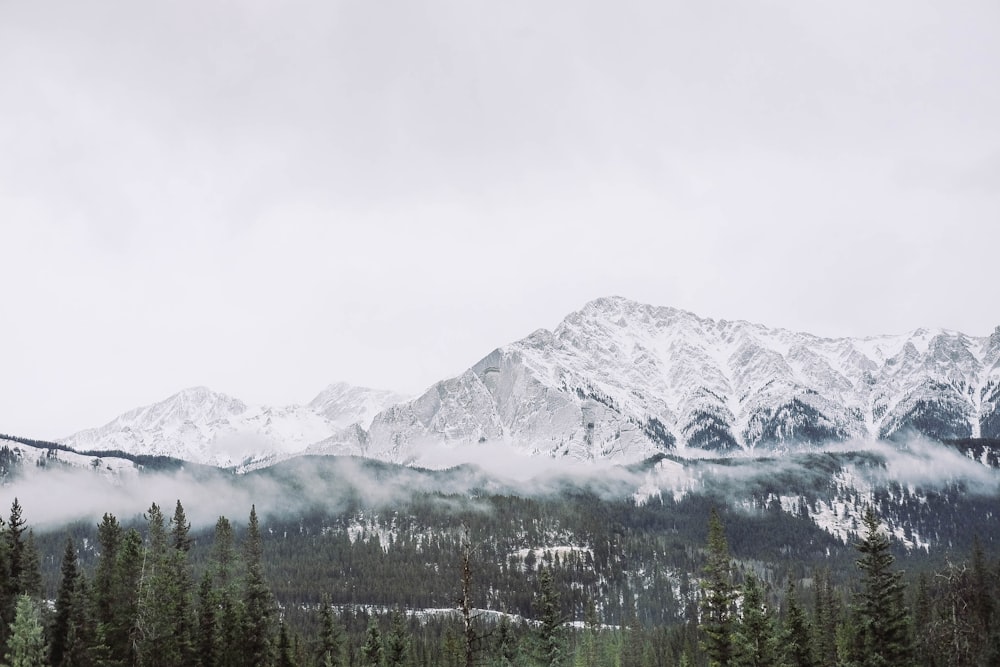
[4,595,46,667]
[852,507,912,667]
[781,578,814,667]
[50,538,78,667]
[700,508,736,667]
[197,572,218,667]
[3,499,27,633]
[384,610,410,667]
[732,572,778,667]
[241,505,275,666]
[361,616,384,667]
[277,621,298,667]
[93,513,122,637]
[318,595,346,667]
[535,567,566,667]
[17,532,41,602]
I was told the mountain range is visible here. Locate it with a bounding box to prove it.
[56,296,1000,468]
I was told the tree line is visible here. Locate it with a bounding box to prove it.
[1,494,999,666]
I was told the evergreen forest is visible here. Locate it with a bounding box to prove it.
[0,450,998,666]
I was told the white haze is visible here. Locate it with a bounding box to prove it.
[2,438,995,532]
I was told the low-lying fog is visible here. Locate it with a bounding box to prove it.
[2,437,996,532]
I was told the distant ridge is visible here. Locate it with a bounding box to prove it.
[56,297,1000,467]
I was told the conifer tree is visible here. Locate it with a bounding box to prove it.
[93,513,122,636]
[110,528,144,666]
[732,572,778,667]
[781,578,813,667]
[16,533,41,603]
[361,616,384,667]
[700,508,736,667]
[318,595,346,667]
[493,615,517,667]
[277,621,298,667]
[241,505,275,666]
[50,538,78,667]
[852,507,912,667]
[384,609,410,667]
[3,500,27,633]
[579,597,601,667]
[535,567,566,667]
[197,572,218,667]
[811,569,838,667]
[4,595,46,667]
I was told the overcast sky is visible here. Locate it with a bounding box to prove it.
[2,0,998,440]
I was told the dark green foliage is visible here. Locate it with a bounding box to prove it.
[851,507,913,667]
[318,595,347,667]
[49,538,78,667]
[241,505,276,666]
[781,579,813,667]
[733,572,778,667]
[535,567,566,666]
[361,616,384,666]
[385,609,411,667]
[700,508,736,666]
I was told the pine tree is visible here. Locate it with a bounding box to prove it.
[209,515,243,667]
[493,615,517,667]
[241,505,275,666]
[3,499,27,634]
[535,567,566,667]
[4,595,46,667]
[732,572,778,667]
[93,513,122,638]
[852,507,912,667]
[197,572,218,667]
[781,578,814,667]
[318,595,346,667]
[277,621,298,667]
[811,569,838,667]
[579,597,600,667]
[50,538,78,667]
[361,616,384,667]
[17,532,42,602]
[700,508,736,667]
[384,609,411,667]
[110,528,144,666]
[64,576,106,667]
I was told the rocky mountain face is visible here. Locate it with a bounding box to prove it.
[57,297,1000,467]
[365,297,1000,463]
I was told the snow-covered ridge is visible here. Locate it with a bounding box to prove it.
[56,297,1000,468]
[365,296,1000,464]
[60,384,405,468]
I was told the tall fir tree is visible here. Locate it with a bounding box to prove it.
[781,578,814,667]
[535,567,566,667]
[241,505,275,666]
[852,507,913,667]
[361,616,384,667]
[385,609,411,667]
[732,572,778,667]
[50,538,78,667]
[318,595,346,667]
[700,508,736,667]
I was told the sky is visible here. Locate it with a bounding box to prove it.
[1,0,998,440]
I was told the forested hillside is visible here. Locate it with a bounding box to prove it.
[1,449,997,665]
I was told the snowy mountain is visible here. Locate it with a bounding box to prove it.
[55,297,1000,468]
[364,297,1000,464]
[59,384,400,468]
